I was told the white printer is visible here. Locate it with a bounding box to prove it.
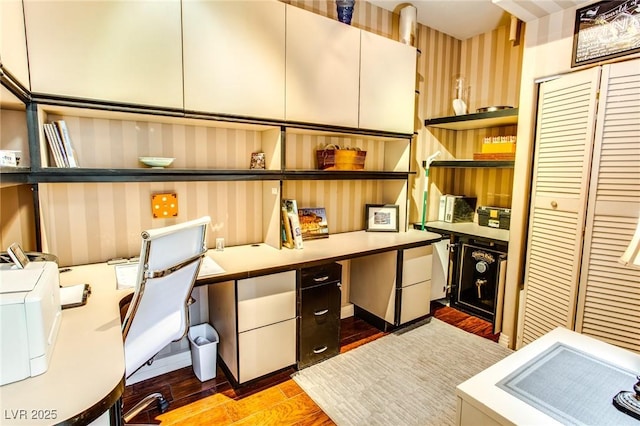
[0,261,62,385]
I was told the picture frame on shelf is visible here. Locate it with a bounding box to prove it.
[572,1,640,67]
[365,204,399,232]
[250,152,265,170]
[298,207,329,240]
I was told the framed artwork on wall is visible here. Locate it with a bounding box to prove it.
[365,204,399,232]
[572,1,640,67]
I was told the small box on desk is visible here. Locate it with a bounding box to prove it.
[477,206,511,230]
[444,196,477,223]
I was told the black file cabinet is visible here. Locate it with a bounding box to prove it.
[298,263,342,369]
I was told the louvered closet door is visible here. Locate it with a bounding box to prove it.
[518,67,601,347]
[576,58,640,351]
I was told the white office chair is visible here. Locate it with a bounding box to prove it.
[121,216,210,424]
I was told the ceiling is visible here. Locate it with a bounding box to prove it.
[368,0,594,40]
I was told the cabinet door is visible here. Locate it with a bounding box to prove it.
[183,0,285,120]
[359,31,416,133]
[239,318,296,383]
[575,58,640,351]
[237,270,296,332]
[519,66,600,346]
[400,281,431,324]
[402,245,433,287]
[0,0,29,89]
[285,5,360,128]
[23,0,183,108]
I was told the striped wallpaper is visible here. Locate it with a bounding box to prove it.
[0,185,36,251]
[2,0,523,266]
[39,181,265,266]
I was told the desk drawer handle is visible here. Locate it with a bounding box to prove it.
[313,275,330,282]
[314,309,329,316]
[313,346,328,354]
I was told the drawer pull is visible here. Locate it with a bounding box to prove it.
[313,275,330,282]
[314,309,329,316]
[313,346,328,354]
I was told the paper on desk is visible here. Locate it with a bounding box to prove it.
[60,284,87,306]
[114,256,225,289]
[198,256,226,277]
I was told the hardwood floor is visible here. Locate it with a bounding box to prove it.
[123,302,495,424]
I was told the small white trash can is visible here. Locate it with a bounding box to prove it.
[188,323,219,382]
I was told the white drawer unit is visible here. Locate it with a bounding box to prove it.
[208,270,297,384]
[401,245,433,324]
[350,244,434,329]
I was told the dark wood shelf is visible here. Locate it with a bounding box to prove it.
[26,168,413,183]
[430,160,514,168]
[282,170,413,180]
[424,108,518,130]
[0,167,31,184]
[29,168,284,183]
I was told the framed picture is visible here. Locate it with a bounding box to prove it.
[365,204,399,232]
[298,207,329,240]
[572,1,640,68]
[250,152,265,170]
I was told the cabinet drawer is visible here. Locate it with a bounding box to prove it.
[300,283,341,327]
[400,280,432,324]
[239,318,296,383]
[237,271,296,332]
[299,322,340,368]
[403,245,433,287]
[300,263,342,289]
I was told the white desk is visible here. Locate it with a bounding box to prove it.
[456,327,640,425]
[0,263,129,425]
[0,229,441,425]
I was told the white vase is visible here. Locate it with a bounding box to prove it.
[453,98,467,116]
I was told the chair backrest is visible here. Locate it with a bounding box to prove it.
[122,216,210,378]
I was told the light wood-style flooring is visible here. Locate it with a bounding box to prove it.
[123,302,495,425]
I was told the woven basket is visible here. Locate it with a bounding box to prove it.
[316,145,366,171]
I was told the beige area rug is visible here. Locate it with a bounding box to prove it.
[293,318,513,426]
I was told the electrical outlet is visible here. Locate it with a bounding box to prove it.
[151,193,178,218]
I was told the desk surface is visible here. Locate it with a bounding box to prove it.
[0,263,128,425]
[456,327,640,425]
[426,221,509,243]
[0,229,441,425]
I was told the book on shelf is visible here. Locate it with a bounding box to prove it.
[281,207,294,249]
[283,199,303,249]
[42,123,67,167]
[287,212,304,249]
[54,120,79,168]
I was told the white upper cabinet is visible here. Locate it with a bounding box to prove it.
[0,0,30,89]
[182,0,286,120]
[359,31,416,133]
[23,0,183,109]
[285,5,360,128]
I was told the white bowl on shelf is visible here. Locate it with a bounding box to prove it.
[139,157,175,168]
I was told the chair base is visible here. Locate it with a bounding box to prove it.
[123,392,169,424]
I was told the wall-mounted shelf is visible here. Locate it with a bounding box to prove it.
[0,167,30,185]
[25,168,414,183]
[430,160,515,168]
[424,108,518,131]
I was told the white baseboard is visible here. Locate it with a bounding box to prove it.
[341,303,354,319]
[126,349,192,385]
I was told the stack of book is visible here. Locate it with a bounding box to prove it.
[42,120,78,168]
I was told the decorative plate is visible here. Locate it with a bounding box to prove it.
[139,157,175,168]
